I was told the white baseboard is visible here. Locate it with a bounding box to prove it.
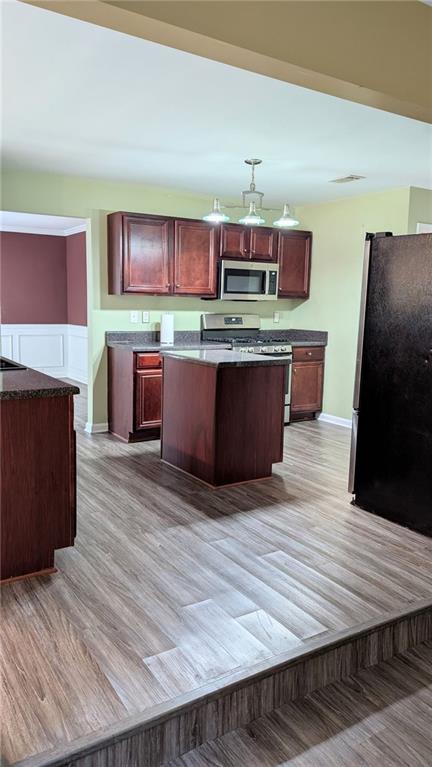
[319,412,352,429]
[85,422,108,434]
[0,323,87,383]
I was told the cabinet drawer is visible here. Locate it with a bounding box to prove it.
[135,352,161,369]
[292,346,325,362]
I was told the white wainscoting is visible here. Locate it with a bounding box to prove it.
[68,325,88,383]
[0,324,88,383]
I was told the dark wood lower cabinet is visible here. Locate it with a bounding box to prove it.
[108,345,326,441]
[108,347,161,442]
[135,370,162,430]
[290,346,325,422]
[161,357,284,487]
[1,394,77,581]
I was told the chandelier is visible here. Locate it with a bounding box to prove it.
[203,159,299,228]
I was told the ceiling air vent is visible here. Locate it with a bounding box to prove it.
[330,174,366,184]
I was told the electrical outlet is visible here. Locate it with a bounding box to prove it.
[273,311,280,323]
[130,311,140,324]
[142,311,150,324]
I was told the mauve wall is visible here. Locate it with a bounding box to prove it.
[0,231,86,325]
[66,231,87,326]
[0,232,67,323]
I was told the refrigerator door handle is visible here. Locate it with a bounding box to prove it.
[353,237,372,410]
[348,409,358,493]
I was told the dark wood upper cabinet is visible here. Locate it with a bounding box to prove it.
[174,219,218,296]
[108,212,172,294]
[220,224,250,259]
[249,227,278,262]
[277,231,312,298]
[108,212,313,299]
[219,224,277,261]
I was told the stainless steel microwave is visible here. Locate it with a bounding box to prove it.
[219,260,279,301]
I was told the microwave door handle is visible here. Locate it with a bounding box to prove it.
[264,269,269,295]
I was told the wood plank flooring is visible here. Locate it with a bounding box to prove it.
[2,384,432,765]
[168,641,432,767]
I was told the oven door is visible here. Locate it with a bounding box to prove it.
[220,260,278,301]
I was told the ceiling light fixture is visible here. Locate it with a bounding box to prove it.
[273,203,299,228]
[203,198,229,223]
[203,158,299,228]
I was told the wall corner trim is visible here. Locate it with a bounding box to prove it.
[318,413,352,429]
[84,422,109,434]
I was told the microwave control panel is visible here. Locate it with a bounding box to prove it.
[268,271,278,295]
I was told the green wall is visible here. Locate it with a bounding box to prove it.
[294,187,411,420]
[407,187,432,233]
[1,170,418,424]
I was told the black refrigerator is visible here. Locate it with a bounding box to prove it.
[349,232,432,534]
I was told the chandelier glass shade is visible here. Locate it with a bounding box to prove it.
[238,201,266,226]
[273,203,299,228]
[202,198,230,223]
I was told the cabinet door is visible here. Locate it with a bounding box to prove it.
[220,224,250,260]
[123,215,172,294]
[174,220,218,295]
[135,370,162,430]
[249,227,277,261]
[278,231,312,297]
[291,361,324,414]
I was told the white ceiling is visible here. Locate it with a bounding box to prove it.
[2,0,431,206]
[0,211,86,236]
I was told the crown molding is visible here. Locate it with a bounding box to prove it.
[0,224,87,236]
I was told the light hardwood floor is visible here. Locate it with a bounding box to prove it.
[2,385,432,765]
[168,641,432,767]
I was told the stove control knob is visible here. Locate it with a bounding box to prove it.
[279,346,287,352]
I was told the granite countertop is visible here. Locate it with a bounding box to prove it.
[161,349,290,368]
[106,330,328,352]
[0,367,80,401]
[108,342,231,352]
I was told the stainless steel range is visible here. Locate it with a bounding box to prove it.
[201,314,292,423]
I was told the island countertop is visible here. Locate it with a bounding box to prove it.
[0,366,80,401]
[161,349,290,368]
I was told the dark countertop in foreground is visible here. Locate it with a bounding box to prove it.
[161,349,290,368]
[0,368,80,401]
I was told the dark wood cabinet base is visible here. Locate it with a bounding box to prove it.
[290,411,319,422]
[111,426,161,443]
[1,566,57,586]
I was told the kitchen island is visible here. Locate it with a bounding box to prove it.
[0,359,79,582]
[161,349,288,487]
